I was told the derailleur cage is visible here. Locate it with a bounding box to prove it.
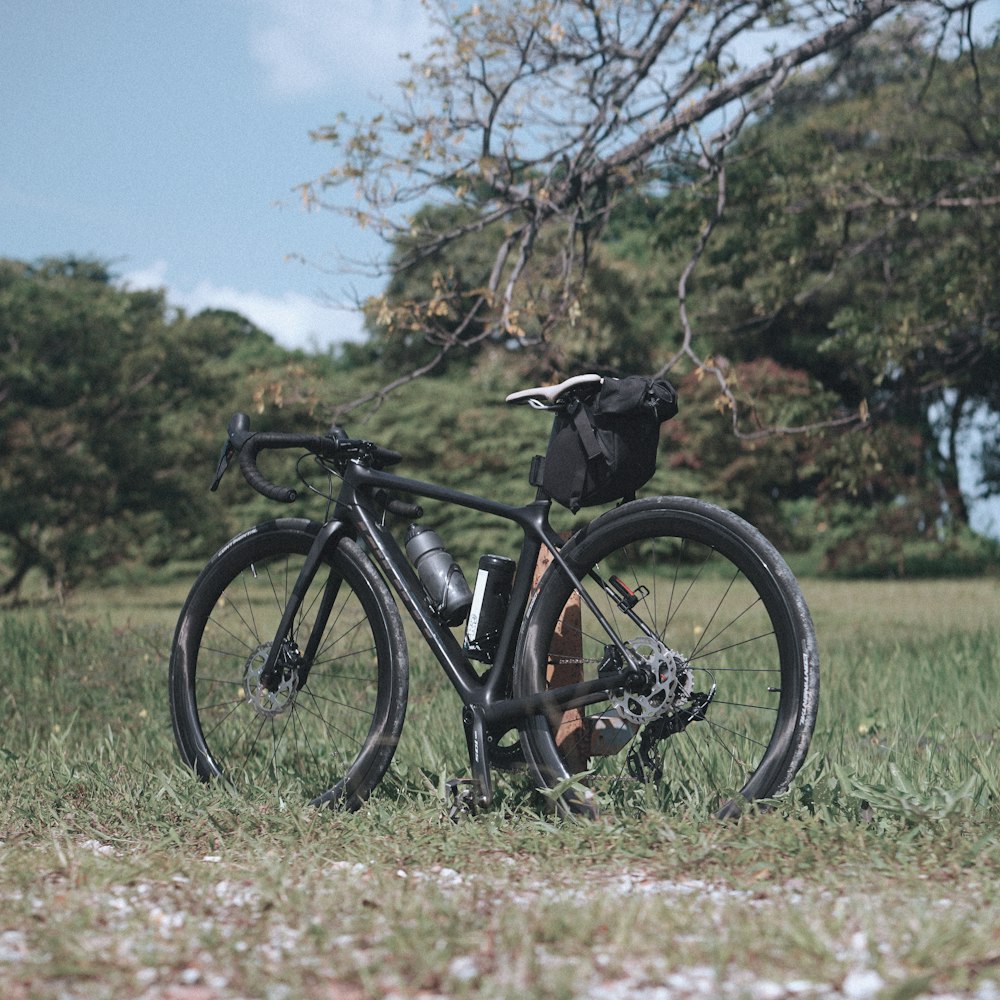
[625,687,716,783]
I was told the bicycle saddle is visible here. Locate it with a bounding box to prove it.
[505,373,603,407]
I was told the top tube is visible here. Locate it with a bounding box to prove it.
[345,462,549,527]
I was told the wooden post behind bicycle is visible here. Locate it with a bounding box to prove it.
[533,542,589,773]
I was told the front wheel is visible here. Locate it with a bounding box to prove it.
[169,519,408,809]
[515,498,818,817]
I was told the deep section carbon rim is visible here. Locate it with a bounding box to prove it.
[169,523,407,808]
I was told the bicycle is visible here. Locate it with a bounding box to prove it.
[168,374,819,818]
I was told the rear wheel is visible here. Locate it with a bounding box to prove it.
[169,519,408,808]
[515,498,818,816]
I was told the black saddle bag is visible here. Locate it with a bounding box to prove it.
[540,375,678,513]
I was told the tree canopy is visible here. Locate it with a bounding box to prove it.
[323,15,1000,572]
[0,258,287,597]
[4,5,999,594]
[301,0,985,409]
[642,24,1000,559]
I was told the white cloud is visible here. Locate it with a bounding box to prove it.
[120,260,366,351]
[249,0,433,100]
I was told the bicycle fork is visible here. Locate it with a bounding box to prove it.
[256,520,347,693]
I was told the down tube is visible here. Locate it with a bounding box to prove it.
[345,469,560,707]
[347,489,484,703]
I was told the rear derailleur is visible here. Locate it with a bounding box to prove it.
[626,689,715,784]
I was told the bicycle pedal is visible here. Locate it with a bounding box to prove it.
[445,778,479,821]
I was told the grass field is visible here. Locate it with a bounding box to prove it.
[1,574,999,999]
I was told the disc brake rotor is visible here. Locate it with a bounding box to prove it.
[243,642,300,717]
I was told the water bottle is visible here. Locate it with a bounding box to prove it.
[464,554,516,663]
[404,525,473,626]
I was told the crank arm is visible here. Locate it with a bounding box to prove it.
[462,704,493,810]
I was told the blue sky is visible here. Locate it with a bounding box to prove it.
[2,0,433,350]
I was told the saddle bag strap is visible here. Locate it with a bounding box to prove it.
[571,400,605,463]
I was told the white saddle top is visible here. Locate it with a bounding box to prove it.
[505,373,603,407]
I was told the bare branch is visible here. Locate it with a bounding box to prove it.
[307,0,988,428]
[333,347,452,420]
[587,0,902,187]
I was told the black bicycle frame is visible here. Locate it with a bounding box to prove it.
[260,457,643,807]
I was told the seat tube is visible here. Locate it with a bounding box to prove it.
[480,525,546,704]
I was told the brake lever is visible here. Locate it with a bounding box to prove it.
[210,412,254,492]
[209,440,234,492]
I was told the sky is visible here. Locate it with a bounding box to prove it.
[1,0,434,350]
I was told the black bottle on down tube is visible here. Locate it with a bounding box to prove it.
[404,524,473,626]
[464,554,516,663]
